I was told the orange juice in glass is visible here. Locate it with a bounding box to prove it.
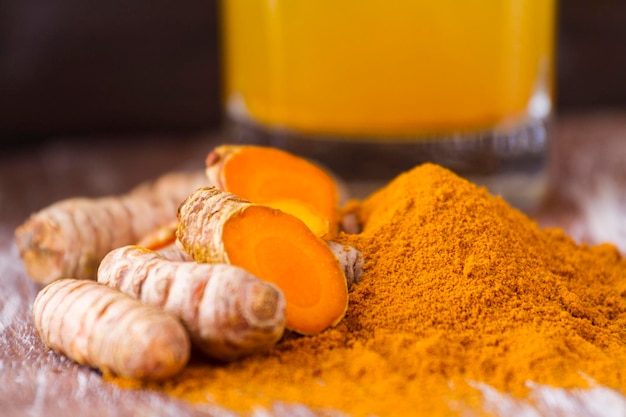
[220,0,557,210]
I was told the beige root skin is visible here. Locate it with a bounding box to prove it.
[155,243,194,262]
[97,245,286,361]
[176,187,247,265]
[205,148,228,190]
[32,279,190,380]
[15,170,208,284]
[326,241,364,290]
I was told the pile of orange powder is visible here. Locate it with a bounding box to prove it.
[112,163,626,416]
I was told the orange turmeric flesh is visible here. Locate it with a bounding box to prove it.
[209,146,339,237]
[262,199,330,238]
[222,205,348,335]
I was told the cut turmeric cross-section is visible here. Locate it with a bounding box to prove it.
[177,187,348,335]
[206,145,339,239]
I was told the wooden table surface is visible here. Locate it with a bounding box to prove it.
[2,111,626,416]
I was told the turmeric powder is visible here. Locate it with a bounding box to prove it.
[108,163,626,416]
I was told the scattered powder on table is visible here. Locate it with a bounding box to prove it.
[109,163,626,416]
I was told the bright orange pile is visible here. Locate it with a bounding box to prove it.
[111,163,626,416]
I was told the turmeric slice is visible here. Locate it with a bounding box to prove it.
[136,220,179,252]
[177,187,349,335]
[262,199,330,238]
[136,221,193,262]
[137,221,364,287]
[32,279,190,380]
[206,145,339,238]
[97,245,286,361]
[15,170,208,284]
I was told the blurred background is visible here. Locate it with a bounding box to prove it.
[0,0,625,148]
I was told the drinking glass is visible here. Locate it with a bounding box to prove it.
[219,0,557,211]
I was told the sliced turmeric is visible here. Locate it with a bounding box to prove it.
[176,187,349,335]
[136,219,364,286]
[32,279,190,380]
[97,245,286,361]
[15,170,208,284]
[206,145,340,238]
[136,220,179,252]
[135,221,193,262]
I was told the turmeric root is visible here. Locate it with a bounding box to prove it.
[154,243,194,263]
[97,245,286,361]
[137,222,364,287]
[176,187,349,335]
[32,279,190,380]
[136,220,180,251]
[15,170,208,284]
[136,221,193,262]
[326,241,364,289]
[206,145,340,238]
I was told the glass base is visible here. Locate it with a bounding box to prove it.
[223,117,550,213]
